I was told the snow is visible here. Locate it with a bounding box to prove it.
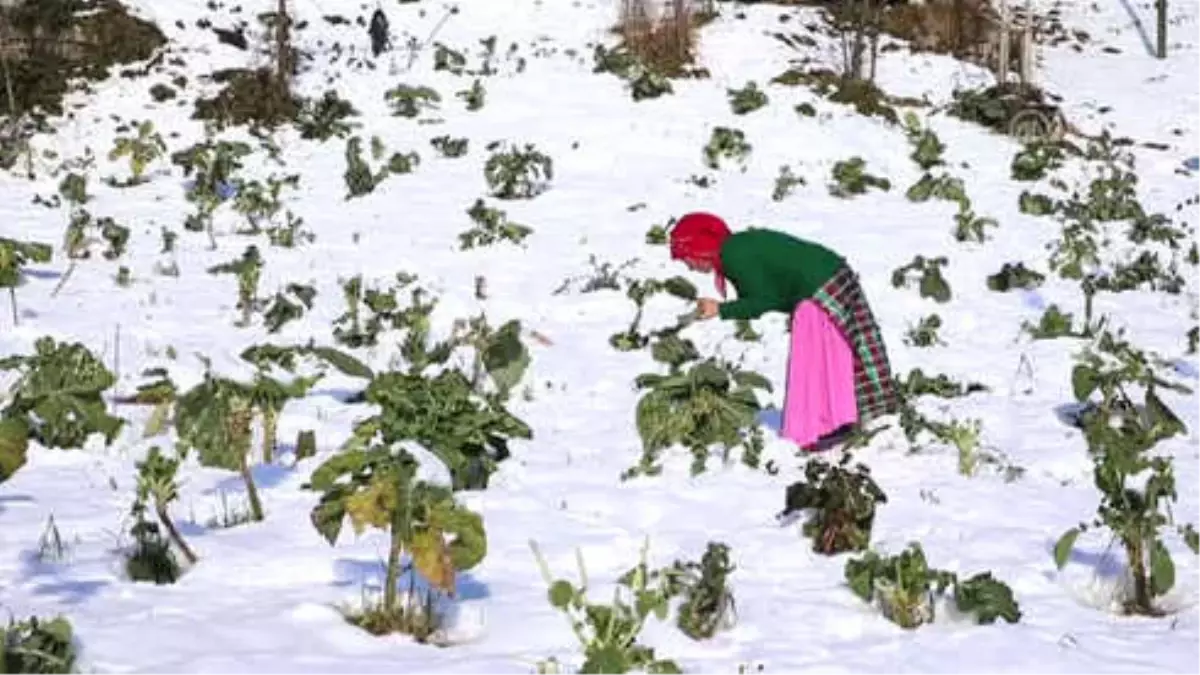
[1,0,1197,671]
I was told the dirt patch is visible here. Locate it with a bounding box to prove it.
[0,0,167,116]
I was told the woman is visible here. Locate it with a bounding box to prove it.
[668,212,901,451]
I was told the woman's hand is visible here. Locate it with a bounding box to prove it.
[696,297,720,320]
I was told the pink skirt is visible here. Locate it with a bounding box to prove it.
[781,299,859,450]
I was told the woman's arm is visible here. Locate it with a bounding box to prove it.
[716,263,790,320]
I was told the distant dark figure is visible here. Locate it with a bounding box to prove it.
[368,8,391,57]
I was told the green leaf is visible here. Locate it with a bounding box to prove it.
[480,320,531,396]
[1149,539,1175,598]
[143,401,171,438]
[662,276,698,301]
[1053,528,1080,569]
[732,370,773,393]
[0,416,29,483]
[1070,365,1098,402]
[548,579,574,608]
[1180,525,1199,555]
[310,492,348,546]
[306,346,374,379]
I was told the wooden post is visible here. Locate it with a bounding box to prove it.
[997,0,1009,85]
[1156,0,1167,58]
[1020,0,1033,83]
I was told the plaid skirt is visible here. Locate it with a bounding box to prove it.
[810,264,901,423]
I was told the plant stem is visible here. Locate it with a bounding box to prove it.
[8,286,17,327]
[232,407,264,521]
[261,406,278,463]
[155,502,199,564]
[384,516,404,614]
[1127,537,1152,613]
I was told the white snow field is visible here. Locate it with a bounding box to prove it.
[0,0,1198,671]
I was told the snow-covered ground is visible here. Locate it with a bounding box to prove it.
[1,0,1197,671]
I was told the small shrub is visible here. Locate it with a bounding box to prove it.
[483,143,553,200]
[106,120,166,187]
[771,165,806,201]
[296,90,360,141]
[460,199,532,249]
[728,81,769,115]
[779,453,887,555]
[904,314,944,347]
[829,157,890,197]
[703,127,751,170]
[431,135,469,158]
[386,84,441,118]
[0,615,76,674]
[890,255,951,303]
[530,537,682,673]
[846,543,1021,629]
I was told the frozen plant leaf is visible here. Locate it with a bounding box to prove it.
[1149,539,1175,598]
[480,320,530,396]
[548,579,575,608]
[344,479,396,534]
[953,572,1021,624]
[662,276,698,301]
[1071,365,1098,402]
[1053,528,1080,569]
[411,528,457,594]
[0,416,29,483]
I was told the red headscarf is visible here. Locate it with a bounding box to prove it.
[669,212,732,298]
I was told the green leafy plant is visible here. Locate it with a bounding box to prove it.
[483,143,553,199]
[460,199,532,249]
[296,89,361,141]
[173,366,265,521]
[306,446,486,637]
[779,453,887,554]
[263,282,317,333]
[829,157,891,198]
[609,275,698,351]
[385,84,441,118]
[530,538,681,674]
[632,348,772,478]
[133,445,198,565]
[1010,140,1065,181]
[456,79,486,110]
[846,543,1021,629]
[771,165,806,201]
[0,417,27,484]
[171,138,253,248]
[901,112,946,170]
[890,255,951,303]
[107,120,166,186]
[728,81,768,114]
[207,245,264,327]
[1053,329,1197,615]
[232,173,299,234]
[0,237,52,326]
[903,313,944,348]
[702,127,751,170]
[0,614,77,674]
[0,337,123,450]
[986,263,1045,292]
[591,45,674,102]
[621,541,738,642]
[343,136,420,199]
[334,282,533,489]
[430,135,469,158]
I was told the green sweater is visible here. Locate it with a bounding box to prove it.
[717,228,844,320]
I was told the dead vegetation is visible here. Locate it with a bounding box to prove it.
[192,0,302,129]
[613,0,716,77]
[0,0,166,116]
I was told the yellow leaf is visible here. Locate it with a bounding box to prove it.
[143,401,171,438]
[344,480,395,535]
[411,528,456,595]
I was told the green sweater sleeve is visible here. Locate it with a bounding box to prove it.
[717,240,788,320]
[714,228,845,321]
